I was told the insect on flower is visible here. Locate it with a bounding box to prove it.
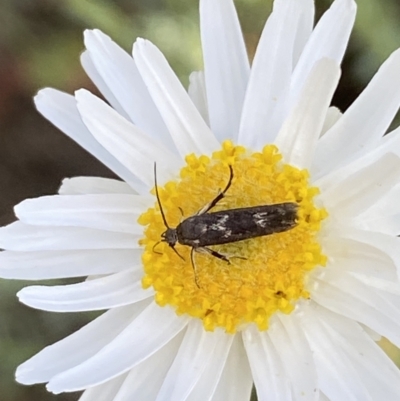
[154,164,299,286]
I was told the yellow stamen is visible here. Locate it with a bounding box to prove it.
[138,141,327,333]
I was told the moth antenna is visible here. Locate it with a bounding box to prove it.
[154,162,170,229]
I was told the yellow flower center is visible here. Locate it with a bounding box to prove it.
[138,141,327,333]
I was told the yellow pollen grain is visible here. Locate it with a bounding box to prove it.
[139,141,327,333]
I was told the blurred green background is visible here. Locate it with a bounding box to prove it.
[0,0,400,400]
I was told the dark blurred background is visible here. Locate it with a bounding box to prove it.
[0,0,400,400]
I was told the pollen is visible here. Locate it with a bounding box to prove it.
[138,141,327,333]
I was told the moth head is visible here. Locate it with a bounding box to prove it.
[160,228,185,261]
[161,228,178,247]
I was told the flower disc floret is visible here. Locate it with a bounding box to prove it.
[139,141,327,333]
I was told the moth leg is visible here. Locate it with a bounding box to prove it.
[190,247,201,288]
[152,241,163,255]
[196,246,231,263]
[198,247,247,263]
[191,246,247,287]
[229,255,247,261]
[170,244,185,261]
[196,165,233,215]
[190,246,231,288]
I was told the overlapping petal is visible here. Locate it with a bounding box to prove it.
[34,89,145,192]
[274,58,340,168]
[47,302,189,393]
[288,0,356,110]
[18,269,151,312]
[82,30,172,151]
[79,374,129,401]
[58,176,136,196]
[200,0,249,141]
[133,39,220,157]
[0,249,142,280]
[15,194,152,233]
[320,153,400,219]
[299,302,400,401]
[75,89,180,187]
[0,222,139,251]
[155,321,233,401]
[314,48,400,175]
[291,0,314,66]
[210,336,253,401]
[16,303,149,384]
[239,0,303,148]
[243,325,291,401]
[188,71,209,125]
[111,333,184,401]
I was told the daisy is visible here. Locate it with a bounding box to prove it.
[1,0,400,399]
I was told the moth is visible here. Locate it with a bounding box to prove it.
[154,164,298,286]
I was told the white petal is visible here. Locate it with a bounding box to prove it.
[81,50,130,121]
[274,58,340,168]
[188,71,209,125]
[292,0,315,66]
[34,89,145,193]
[314,48,400,175]
[200,0,250,141]
[47,303,189,393]
[238,0,301,148]
[320,153,400,219]
[133,39,220,156]
[358,214,400,236]
[310,266,400,348]
[18,269,151,312]
[242,325,291,401]
[210,336,252,401]
[321,235,398,282]
[269,313,318,401]
[0,249,141,280]
[361,324,382,342]
[185,332,234,401]
[83,30,173,151]
[14,194,152,234]
[351,146,400,231]
[0,222,139,251]
[155,320,232,401]
[113,332,184,401]
[289,0,356,110]
[320,106,342,136]
[298,302,372,401]
[357,181,400,221]
[320,236,400,321]
[75,89,180,187]
[348,272,400,295]
[315,125,400,191]
[326,225,400,275]
[16,303,148,384]
[300,301,400,401]
[59,177,135,195]
[79,374,129,401]
[385,125,400,158]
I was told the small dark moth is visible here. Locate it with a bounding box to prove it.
[154,164,298,287]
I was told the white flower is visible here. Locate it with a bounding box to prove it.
[1,0,400,399]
